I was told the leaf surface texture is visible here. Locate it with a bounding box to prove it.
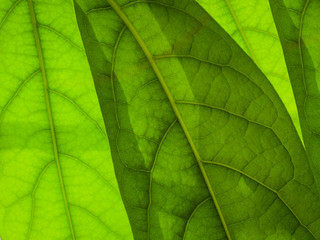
[196,0,302,140]
[269,0,320,191]
[0,0,132,239]
[74,0,320,239]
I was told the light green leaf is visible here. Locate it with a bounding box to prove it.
[0,0,132,239]
[269,0,320,194]
[74,0,320,239]
[195,0,302,141]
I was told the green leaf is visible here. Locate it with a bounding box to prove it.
[195,0,302,141]
[0,0,132,239]
[74,0,320,239]
[269,0,320,193]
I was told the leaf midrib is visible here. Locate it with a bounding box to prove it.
[105,0,232,239]
[27,1,76,239]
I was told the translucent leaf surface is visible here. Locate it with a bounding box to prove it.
[269,0,320,192]
[196,0,302,140]
[0,0,132,239]
[74,0,320,239]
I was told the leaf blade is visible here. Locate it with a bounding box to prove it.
[0,0,132,239]
[196,0,303,141]
[107,1,232,238]
[74,0,320,239]
[269,0,320,191]
[27,0,76,237]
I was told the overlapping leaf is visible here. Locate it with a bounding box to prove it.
[196,0,302,141]
[74,0,320,239]
[269,0,320,192]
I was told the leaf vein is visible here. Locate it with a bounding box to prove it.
[0,69,40,126]
[27,0,76,238]
[0,0,22,30]
[38,24,83,51]
[26,161,55,240]
[182,197,211,240]
[60,153,117,192]
[111,26,127,129]
[224,0,258,64]
[69,204,122,237]
[175,100,294,172]
[202,160,317,239]
[88,0,202,27]
[49,89,107,137]
[106,0,232,238]
[147,119,177,239]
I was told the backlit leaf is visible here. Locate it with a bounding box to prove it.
[269,0,320,193]
[74,0,320,239]
[196,0,302,140]
[0,0,132,239]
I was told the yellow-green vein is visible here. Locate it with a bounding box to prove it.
[38,24,83,51]
[60,153,117,192]
[26,161,55,240]
[27,0,76,239]
[0,69,40,125]
[0,0,22,30]
[69,203,121,237]
[49,89,106,137]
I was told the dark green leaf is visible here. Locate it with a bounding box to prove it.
[269,0,320,192]
[74,0,320,239]
[196,0,302,141]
